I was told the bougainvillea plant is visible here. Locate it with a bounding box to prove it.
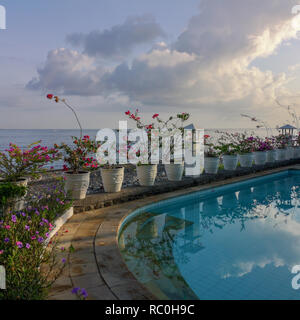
[0,142,60,182]
[125,109,190,164]
[47,94,83,139]
[252,137,273,152]
[54,136,101,173]
[204,135,219,158]
[273,134,290,149]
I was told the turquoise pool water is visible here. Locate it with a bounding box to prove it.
[119,170,300,300]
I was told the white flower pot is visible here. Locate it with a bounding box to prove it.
[0,178,28,214]
[101,167,124,193]
[238,153,253,168]
[275,149,286,161]
[136,164,157,186]
[293,147,300,159]
[266,150,276,163]
[286,147,294,160]
[204,157,220,174]
[164,163,184,181]
[222,155,238,171]
[13,178,28,211]
[253,151,267,165]
[64,171,90,200]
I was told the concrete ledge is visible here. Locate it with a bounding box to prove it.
[74,160,300,213]
[45,207,74,245]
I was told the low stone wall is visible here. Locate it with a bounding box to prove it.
[73,159,300,213]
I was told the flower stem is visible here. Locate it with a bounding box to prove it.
[61,100,83,139]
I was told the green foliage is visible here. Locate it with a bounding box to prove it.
[0,182,26,207]
[0,178,72,300]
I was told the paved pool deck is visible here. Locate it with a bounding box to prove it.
[48,164,300,300]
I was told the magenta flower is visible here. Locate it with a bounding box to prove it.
[16,241,23,249]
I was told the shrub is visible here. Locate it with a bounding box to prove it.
[0,178,72,300]
[0,182,26,214]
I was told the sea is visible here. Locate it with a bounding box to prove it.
[0,128,273,169]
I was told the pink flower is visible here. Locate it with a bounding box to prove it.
[152,114,159,119]
[16,241,23,249]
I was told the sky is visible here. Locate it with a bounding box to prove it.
[1,0,300,129]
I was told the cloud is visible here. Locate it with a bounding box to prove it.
[26,48,106,95]
[66,14,165,59]
[174,0,299,64]
[27,0,300,126]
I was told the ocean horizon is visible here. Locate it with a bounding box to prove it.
[0,128,275,152]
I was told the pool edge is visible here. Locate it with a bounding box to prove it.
[95,164,300,300]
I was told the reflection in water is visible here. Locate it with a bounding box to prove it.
[119,171,300,300]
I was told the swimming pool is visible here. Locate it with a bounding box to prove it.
[118,170,300,300]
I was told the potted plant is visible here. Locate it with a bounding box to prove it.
[274,134,289,161]
[215,132,239,171]
[204,135,220,174]
[100,164,124,193]
[159,112,189,181]
[125,110,158,186]
[55,136,100,199]
[252,137,269,165]
[0,142,59,210]
[0,182,26,215]
[293,133,300,158]
[126,110,191,183]
[236,134,255,168]
[98,147,124,193]
[265,137,276,163]
[219,145,238,171]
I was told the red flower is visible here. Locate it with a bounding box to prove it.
[47,94,53,100]
[125,110,131,115]
[204,135,210,139]
[131,114,136,120]
[152,114,159,119]
[146,125,153,129]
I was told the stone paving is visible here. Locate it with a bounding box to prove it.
[48,164,300,300]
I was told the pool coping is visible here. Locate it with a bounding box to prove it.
[94,164,300,300]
